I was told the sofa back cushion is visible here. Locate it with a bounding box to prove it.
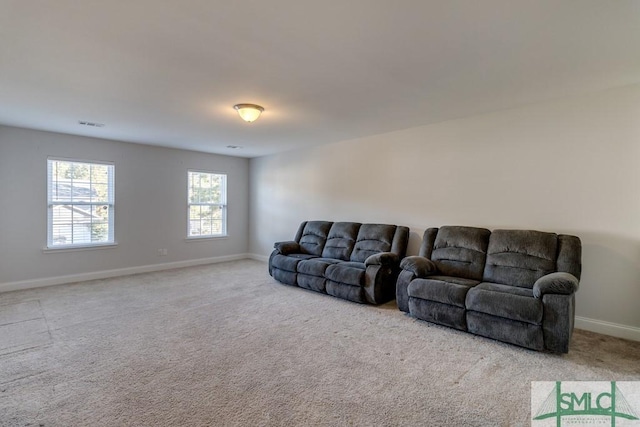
[296,221,333,256]
[322,222,361,261]
[429,226,490,280]
[350,224,396,262]
[484,229,558,288]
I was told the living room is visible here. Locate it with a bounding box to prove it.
[1,1,639,425]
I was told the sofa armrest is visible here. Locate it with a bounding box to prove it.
[533,272,579,298]
[365,252,399,267]
[396,270,416,313]
[399,256,437,277]
[273,241,301,255]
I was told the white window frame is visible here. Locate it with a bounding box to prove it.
[47,158,115,249]
[187,170,227,239]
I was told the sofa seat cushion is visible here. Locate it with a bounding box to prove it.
[473,281,536,297]
[271,254,317,272]
[289,253,319,260]
[408,276,480,308]
[465,282,542,325]
[428,275,480,287]
[325,262,366,286]
[337,261,366,270]
[297,258,341,277]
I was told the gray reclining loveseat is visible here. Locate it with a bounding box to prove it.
[269,221,409,304]
[397,226,581,353]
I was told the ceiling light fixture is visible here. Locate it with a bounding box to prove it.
[233,104,264,123]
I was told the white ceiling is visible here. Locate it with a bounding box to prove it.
[1,1,639,158]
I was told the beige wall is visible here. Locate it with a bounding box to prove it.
[0,126,250,288]
[249,83,640,339]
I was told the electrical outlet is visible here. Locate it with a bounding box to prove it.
[158,248,168,256]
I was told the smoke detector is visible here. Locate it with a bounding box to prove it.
[78,121,105,127]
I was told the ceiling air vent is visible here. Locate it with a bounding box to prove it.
[226,145,242,149]
[78,121,105,127]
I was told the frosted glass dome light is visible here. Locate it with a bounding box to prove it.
[233,104,264,123]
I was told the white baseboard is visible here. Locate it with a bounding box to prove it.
[575,316,640,342]
[247,253,269,263]
[0,253,251,293]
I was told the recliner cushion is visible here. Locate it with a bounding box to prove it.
[409,298,468,331]
[297,258,341,277]
[326,282,366,303]
[336,261,366,270]
[288,254,318,260]
[483,230,558,288]
[430,226,490,280]
[297,275,327,293]
[350,224,396,262]
[321,222,360,261]
[272,269,297,286]
[298,221,333,256]
[325,262,366,286]
[271,254,314,273]
[408,276,479,308]
[428,275,481,287]
[467,311,544,351]
[466,282,543,325]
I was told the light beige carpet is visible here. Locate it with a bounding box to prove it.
[1,260,639,426]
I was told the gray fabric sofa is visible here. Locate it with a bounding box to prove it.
[397,226,581,353]
[269,221,410,304]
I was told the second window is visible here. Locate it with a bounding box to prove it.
[187,170,227,238]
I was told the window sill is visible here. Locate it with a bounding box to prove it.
[185,235,228,242]
[43,243,118,253]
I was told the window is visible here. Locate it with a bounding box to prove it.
[47,159,115,248]
[188,170,227,238]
